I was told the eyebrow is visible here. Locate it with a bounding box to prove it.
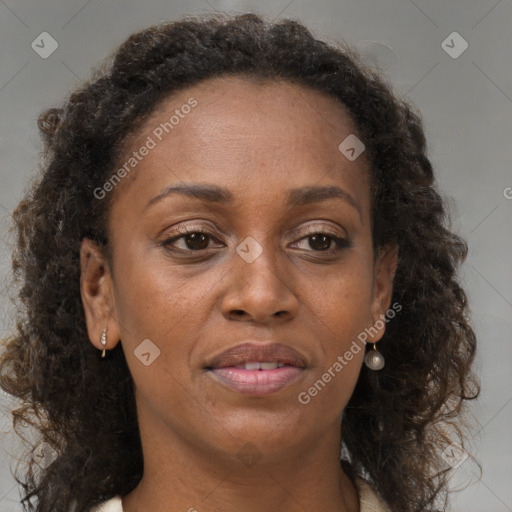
[144,183,362,220]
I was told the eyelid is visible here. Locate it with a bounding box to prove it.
[161,222,221,239]
[162,223,223,244]
[289,221,348,240]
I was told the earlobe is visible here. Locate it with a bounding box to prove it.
[80,238,120,353]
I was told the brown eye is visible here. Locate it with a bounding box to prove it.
[180,232,210,251]
[292,232,351,253]
[163,231,214,251]
[308,233,333,251]
[161,227,225,253]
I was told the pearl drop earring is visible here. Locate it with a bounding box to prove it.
[364,343,385,370]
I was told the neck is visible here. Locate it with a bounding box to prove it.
[121,415,359,512]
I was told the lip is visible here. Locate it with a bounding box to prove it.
[205,342,307,369]
[205,342,307,396]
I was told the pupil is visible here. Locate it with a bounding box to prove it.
[186,233,208,250]
[310,234,331,251]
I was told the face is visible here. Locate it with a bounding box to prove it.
[80,76,397,465]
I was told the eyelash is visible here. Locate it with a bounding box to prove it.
[161,225,352,255]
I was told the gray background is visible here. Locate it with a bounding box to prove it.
[0,1,511,511]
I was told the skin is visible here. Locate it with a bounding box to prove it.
[80,76,397,512]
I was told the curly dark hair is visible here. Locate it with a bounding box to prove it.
[0,12,479,512]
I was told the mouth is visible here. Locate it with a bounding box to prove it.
[204,342,307,396]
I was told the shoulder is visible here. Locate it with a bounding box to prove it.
[89,495,123,512]
[354,477,392,512]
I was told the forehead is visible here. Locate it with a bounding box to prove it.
[111,75,370,212]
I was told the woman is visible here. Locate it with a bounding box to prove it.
[0,12,479,512]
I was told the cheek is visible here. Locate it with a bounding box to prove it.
[299,259,373,408]
[298,297,368,418]
[299,350,364,416]
[305,257,375,339]
[111,256,209,413]
[112,244,214,342]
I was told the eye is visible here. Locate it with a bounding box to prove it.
[161,227,223,252]
[291,232,351,253]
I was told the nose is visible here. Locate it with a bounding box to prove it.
[220,241,300,325]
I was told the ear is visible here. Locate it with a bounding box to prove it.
[80,238,120,352]
[368,244,399,343]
